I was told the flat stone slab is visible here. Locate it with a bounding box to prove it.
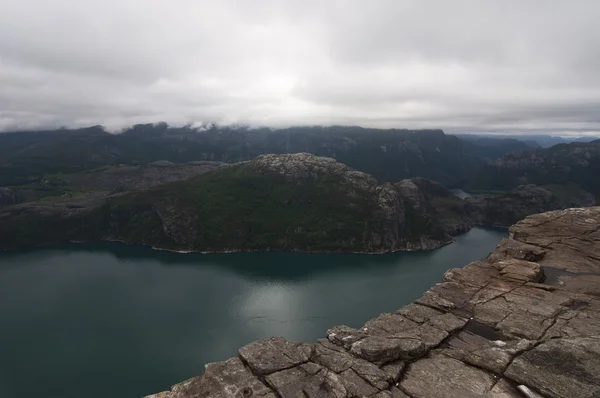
[363,313,419,335]
[350,335,426,364]
[238,336,310,375]
[438,329,535,374]
[510,207,600,274]
[400,356,497,398]
[265,362,347,398]
[145,357,277,398]
[505,337,600,398]
[396,303,443,323]
[558,274,600,296]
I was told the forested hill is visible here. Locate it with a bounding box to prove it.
[0,154,474,252]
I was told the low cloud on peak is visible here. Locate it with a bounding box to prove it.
[1,0,599,135]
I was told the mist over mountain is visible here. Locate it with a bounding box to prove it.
[455,133,600,148]
[0,124,535,188]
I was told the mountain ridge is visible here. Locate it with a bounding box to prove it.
[468,140,600,196]
[0,124,533,188]
[0,153,474,253]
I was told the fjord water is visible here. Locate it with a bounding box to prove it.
[0,228,505,398]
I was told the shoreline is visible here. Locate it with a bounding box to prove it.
[1,225,510,256]
[79,236,456,255]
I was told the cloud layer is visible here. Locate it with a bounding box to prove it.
[1,0,599,134]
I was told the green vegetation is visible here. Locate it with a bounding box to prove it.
[109,164,377,251]
[37,190,90,203]
[0,205,107,249]
[0,153,481,252]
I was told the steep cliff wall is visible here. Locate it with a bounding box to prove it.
[469,140,600,195]
[147,207,600,398]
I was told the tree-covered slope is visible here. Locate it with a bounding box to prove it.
[0,154,473,253]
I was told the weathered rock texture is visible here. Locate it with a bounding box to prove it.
[469,140,600,196]
[467,184,596,227]
[146,207,600,398]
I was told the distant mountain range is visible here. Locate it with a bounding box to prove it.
[454,133,600,148]
[1,124,598,252]
[0,124,532,188]
[468,140,600,196]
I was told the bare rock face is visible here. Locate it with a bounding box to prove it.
[394,180,424,209]
[401,357,497,398]
[238,337,310,375]
[468,184,596,227]
[147,207,600,398]
[505,337,600,398]
[510,207,600,274]
[251,154,421,251]
[144,357,277,398]
[265,363,347,397]
[350,336,426,364]
[253,153,378,191]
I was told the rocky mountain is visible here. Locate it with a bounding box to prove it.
[0,154,473,253]
[467,184,596,227]
[396,177,473,235]
[0,124,534,188]
[450,135,538,159]
[2,147,595,252]
[5,160,227,203]
[455,133,600,148]
[468,140,600,197]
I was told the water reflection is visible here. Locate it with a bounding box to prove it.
[0,227,506,398]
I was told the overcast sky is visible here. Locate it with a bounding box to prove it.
[1,1,599,134]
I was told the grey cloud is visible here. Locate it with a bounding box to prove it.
[0,0,599,134]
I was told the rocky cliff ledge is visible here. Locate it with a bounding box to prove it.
[149,207,600,398]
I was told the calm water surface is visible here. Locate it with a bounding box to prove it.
[0,227,506,398]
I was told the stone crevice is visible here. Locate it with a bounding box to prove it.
[396,384,416,398]
[237,353,280,397]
